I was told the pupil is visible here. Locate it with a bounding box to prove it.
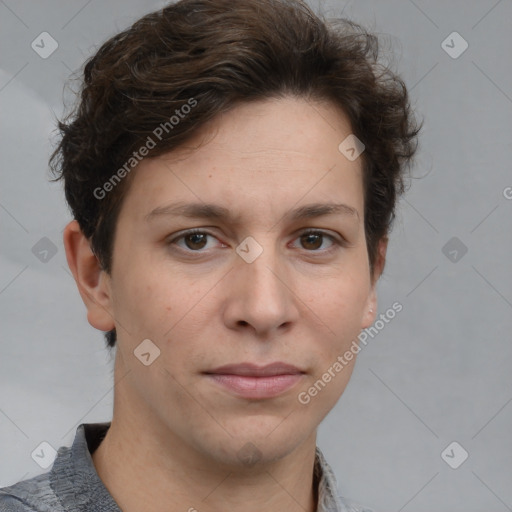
[184,233,323,251]
[303,233,321,250]
[187,233,207,250]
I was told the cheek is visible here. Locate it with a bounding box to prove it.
[110,261,179,342]
[114,268,217,360]
[309,270,370,329]
[301,276,371,392]
[296,283,366,414]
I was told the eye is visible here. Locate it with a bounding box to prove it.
[169,228,221,252]
[290,229,341,253]
[167,228,344,255]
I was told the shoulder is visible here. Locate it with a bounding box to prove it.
[315,446,375,512]
[338,495,376,512]
[0,471,63,512]
[0,494,36,512]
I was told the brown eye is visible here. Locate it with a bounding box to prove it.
[169,229,218,252]
[300,232,324,250]
[183,232,208,250]
[292,230,340,253]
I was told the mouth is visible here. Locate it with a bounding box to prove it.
[203,362,305,399]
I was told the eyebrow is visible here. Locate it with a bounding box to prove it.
[145,201,360,224]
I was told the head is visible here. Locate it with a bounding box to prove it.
[56,0,420,467]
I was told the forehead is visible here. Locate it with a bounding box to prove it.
[118,96,365,223]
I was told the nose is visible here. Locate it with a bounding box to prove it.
[222,241,300,337]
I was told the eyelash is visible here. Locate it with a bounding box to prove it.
[167,228,344,255]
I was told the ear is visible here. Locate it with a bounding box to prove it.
[361,236,388,329]
[63,220,115,332]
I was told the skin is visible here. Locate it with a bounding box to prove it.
[64,96,387,512]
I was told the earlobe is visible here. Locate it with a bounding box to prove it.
[63,220,115,332]
[361,291,378,329]
[361,236,388,329]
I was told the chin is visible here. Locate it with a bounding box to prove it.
[203,418,310,467]
[208,440,301,469]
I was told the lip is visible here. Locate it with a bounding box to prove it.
[206,362,304,377]
[203,362,305,399]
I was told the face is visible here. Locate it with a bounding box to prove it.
[92,96,384,467]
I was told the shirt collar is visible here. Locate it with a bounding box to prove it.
[50,422,119,511]
[314,446,350,511]
[50,422,349,512]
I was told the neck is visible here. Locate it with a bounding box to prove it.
[92,362,319,512]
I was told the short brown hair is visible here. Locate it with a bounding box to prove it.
[50,0,422,348]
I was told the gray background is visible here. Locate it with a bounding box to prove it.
[1,1,511,510]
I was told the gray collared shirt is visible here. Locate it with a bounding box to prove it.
[0,423,373,512]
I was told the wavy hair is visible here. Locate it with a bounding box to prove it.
[50,0,422,347]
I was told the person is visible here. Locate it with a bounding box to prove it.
[0,0,421,510]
